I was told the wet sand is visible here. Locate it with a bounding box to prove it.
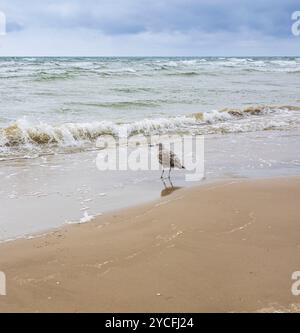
[1,129,300,241]
[0,177,300,313]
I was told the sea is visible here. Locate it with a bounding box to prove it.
[0,57,300,240]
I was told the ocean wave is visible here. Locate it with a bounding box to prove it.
[0,119,118,147]
[70,100,161,109]
[34,71,76,81]
[3,58,300,82]
[166,71,200,76]
[0,105,299,159]
[112,87,155,93]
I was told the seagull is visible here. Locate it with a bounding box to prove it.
[158,143,185,179]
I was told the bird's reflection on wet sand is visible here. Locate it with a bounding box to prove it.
[160,178,182,197]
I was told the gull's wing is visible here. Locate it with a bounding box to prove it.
[169,150,184,168]
[159,149,171,167]
[159,148,184,168]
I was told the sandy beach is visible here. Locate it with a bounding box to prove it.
[0,177,300,313]
[1,0,300,318]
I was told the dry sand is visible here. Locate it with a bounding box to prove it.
[0,177,300,313]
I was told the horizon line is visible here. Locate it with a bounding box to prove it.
[0,55,299,58]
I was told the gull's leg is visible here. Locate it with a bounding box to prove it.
[168,167,172,178]
[161,169,164,179]
[161,178,167,188]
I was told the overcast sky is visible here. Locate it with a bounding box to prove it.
[0,0,299,56]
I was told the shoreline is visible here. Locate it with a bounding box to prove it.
[1,128,300,242]
[1,176,300,312]
[0,174,291,245]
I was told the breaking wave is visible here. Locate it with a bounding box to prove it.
[0,105,299,160]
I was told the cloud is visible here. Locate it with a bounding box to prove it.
[0,0,299,55]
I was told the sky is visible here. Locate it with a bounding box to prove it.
[0,0,299,56]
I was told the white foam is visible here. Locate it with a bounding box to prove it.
[0,105,299,160]
[80,211,95,224]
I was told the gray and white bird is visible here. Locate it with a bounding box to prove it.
[158,143,185,178]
